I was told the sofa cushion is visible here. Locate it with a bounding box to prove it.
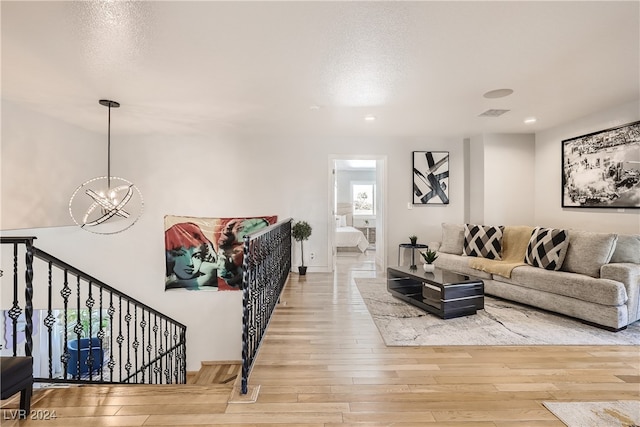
[440,223,465,255]
[463,224,504,260]
[495,265,627,306]
[610,234,640,264]
[560,230,618,278]
[524,227,569,271]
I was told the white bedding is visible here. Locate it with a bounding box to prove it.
[335,226,369,252]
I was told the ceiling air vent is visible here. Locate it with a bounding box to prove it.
[479,109,510,117]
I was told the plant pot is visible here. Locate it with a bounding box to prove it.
[67,337,103,376]
[423,263,435,273]
[298,266,307,275]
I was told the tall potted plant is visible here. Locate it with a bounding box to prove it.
[292,220,312,275]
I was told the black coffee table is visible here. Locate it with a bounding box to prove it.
[387,265,484,319]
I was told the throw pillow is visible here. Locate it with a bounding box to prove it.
[524,227,569,270]
[561,230,618,278]
[609,234,640,264]
[463,224,504,260]
[439,223,465,255]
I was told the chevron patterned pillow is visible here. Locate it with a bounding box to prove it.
[525,227,569,270]
[463,224,504,260]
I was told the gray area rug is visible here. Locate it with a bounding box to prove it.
[354,278,640,346]
[543,401,640,427]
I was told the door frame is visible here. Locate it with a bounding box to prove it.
[327,154,387,272]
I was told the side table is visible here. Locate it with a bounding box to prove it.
[397,243,428,267]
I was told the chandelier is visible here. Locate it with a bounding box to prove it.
[69,100,143,234]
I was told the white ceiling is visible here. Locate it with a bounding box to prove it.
[2,1,639,140]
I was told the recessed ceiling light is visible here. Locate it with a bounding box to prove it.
[524,117,537,124]
[483,88,514,99]
[364,115,376,121]
[309,105,321,111]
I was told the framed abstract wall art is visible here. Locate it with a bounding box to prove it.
[562,120,640,208]
[413,151,449,205]
[164,215,277,291]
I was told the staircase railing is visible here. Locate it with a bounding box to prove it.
[240,218,292,394]
[1,237,187,385]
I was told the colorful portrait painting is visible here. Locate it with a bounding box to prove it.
[164,215,277,291]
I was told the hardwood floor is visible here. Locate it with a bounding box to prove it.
[2,251,638,426]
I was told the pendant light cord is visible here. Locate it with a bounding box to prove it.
[107,103,111,191]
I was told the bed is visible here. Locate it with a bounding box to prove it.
[335,226,369,253]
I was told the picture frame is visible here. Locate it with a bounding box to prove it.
[413,151,449,205]
[561,120,640,209]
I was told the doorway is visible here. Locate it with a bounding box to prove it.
[328,155,386,272]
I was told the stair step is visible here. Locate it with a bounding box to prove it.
[189,361,241,385]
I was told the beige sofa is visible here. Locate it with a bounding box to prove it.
[431,223,640,331]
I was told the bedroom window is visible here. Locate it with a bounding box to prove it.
[352,183,375,215]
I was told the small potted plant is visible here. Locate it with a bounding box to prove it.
[421,249,438,272]
[292,220,312,275]
[409,235,418,246]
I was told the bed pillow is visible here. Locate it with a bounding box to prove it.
[463,224,504,260]
[439,223,465,255]
[338,215,347,227]
[524,227,569,271]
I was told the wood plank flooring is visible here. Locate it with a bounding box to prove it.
[2,251,638,426]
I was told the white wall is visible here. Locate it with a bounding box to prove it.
[469,135,485,224]
[483,134,535,226]
[534,100,640,233]
[1,101,104,229]
[467,134,535,226]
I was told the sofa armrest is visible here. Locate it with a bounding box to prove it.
[428,241,441,252]
[601,263,640,323]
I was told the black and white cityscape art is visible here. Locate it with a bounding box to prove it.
[413,151,449,205]
[562,120,640,208]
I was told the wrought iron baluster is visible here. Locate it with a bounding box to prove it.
[182,327,187,383]
[153,314,159,384]
[118,296,124,382]
[24,241,34,358]
[60,270,71,379]
[9,243,21,356]
[139,309,146,383]
[74,276,82,379]
[45,261,55,378]
[241,235,251,394]
[86,281,95,381]
[108,293,115,382]
[98,286,104,382]
[173,325,178,383]
[148,312,153,382]
[163,320,170,383]
[125,301,132,382]
[133,305,139,383]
